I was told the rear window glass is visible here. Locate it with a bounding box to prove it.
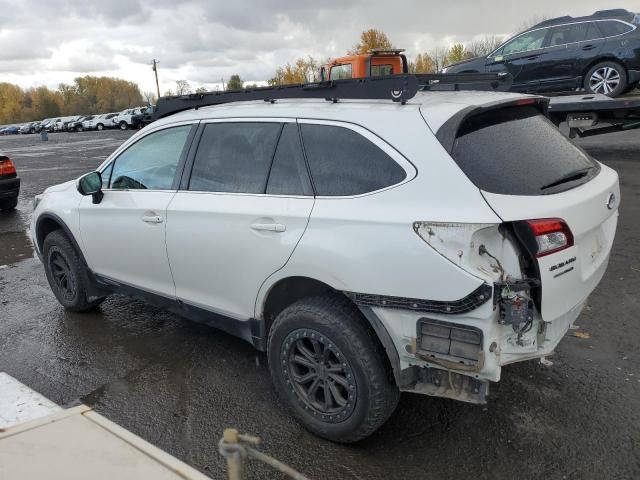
[451,106,598,195]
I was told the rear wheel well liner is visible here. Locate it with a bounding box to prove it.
[260,276,401,384]
[582,57,628,82]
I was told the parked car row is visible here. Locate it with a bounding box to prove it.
[1,106,155,136]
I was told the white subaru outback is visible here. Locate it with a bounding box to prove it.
[31,89,619,442]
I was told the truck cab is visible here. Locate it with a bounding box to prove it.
[322,49,408,80]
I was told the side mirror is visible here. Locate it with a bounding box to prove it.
[491,55,505,63]
[77,171,104,204]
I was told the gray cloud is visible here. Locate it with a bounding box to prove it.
[0,0,637,92]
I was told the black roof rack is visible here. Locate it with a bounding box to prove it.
[153,72,513,120]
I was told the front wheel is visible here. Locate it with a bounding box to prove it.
[119,121,128,130]
[584,62,627,97]
[96,124,104,131]
[43,230,106,311]
[268,295,400,443]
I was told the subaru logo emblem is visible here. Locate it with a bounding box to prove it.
[606,192,616,210]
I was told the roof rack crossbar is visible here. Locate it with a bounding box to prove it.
[153,73,513,120]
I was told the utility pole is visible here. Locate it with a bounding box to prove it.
[152,59,161,99]
[221,77,225,91]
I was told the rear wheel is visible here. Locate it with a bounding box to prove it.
[43,230,106,312]
[119,121,128,130]
[268,295,399,443]
[584,62,627,97]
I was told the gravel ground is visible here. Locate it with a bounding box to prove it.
[0,128,639,479]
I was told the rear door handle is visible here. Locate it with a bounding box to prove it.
[526,55,539,61]
[250,223,286,232]
[142,214,164,224]
[582,45,596,51]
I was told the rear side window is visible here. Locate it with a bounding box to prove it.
[598,20,634,37]
[189,122,281,193]
[584,22,604,40]
[450,106,598,195]
[300,124,406,196]
[266,123,313,196]
[548,23,590,46]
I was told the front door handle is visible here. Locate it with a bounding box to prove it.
[526,55,539,61]
[250,222,286,232]
[582,44,596,51]
[142,213,164,224]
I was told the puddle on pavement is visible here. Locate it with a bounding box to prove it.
[0,230,34,266]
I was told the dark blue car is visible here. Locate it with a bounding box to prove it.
[444,9,640,97]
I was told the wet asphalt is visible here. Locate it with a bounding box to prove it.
[0,129,638,479]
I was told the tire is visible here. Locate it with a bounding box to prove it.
[119,121,128,131]
[584,61,627,97]
[43,230,106,312]
[76,126,83,132]
[268,294,400,443]
[96,124,104,131]
[0,197,18,211]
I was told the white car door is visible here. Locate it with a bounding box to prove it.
[78,123,196,297]
[165,120,315,319]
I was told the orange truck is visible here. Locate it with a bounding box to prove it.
[321,49,408,80]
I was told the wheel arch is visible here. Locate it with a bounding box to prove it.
[582,57,628,83]
[259,275,402,384]
[36,213,89,268]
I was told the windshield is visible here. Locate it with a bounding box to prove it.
[451,106,599,195]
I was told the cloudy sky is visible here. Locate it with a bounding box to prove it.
[0,0,637,94]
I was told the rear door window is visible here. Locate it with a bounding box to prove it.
[584,22,604,40]
[266,123,313,196]
[450,106,599,195]
[300,124,406,196]
[189,122,281,193]
[547,23,589,46]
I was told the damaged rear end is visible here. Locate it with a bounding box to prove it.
[403,96,619,402]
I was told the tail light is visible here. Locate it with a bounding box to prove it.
[0,157,17,176]
[523,218,574,258]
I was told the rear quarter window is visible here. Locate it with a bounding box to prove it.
[300,124,407,196]
[450,106,599,196]
[598,20,634,37]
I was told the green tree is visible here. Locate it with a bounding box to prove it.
[446,43,468,65]
[348,29,394,54]
[226,75,244,91]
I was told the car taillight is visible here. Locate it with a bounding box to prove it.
[525,218,573,257]
[0,157,17,176]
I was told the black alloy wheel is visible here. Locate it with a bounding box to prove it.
[283,328,357,422]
